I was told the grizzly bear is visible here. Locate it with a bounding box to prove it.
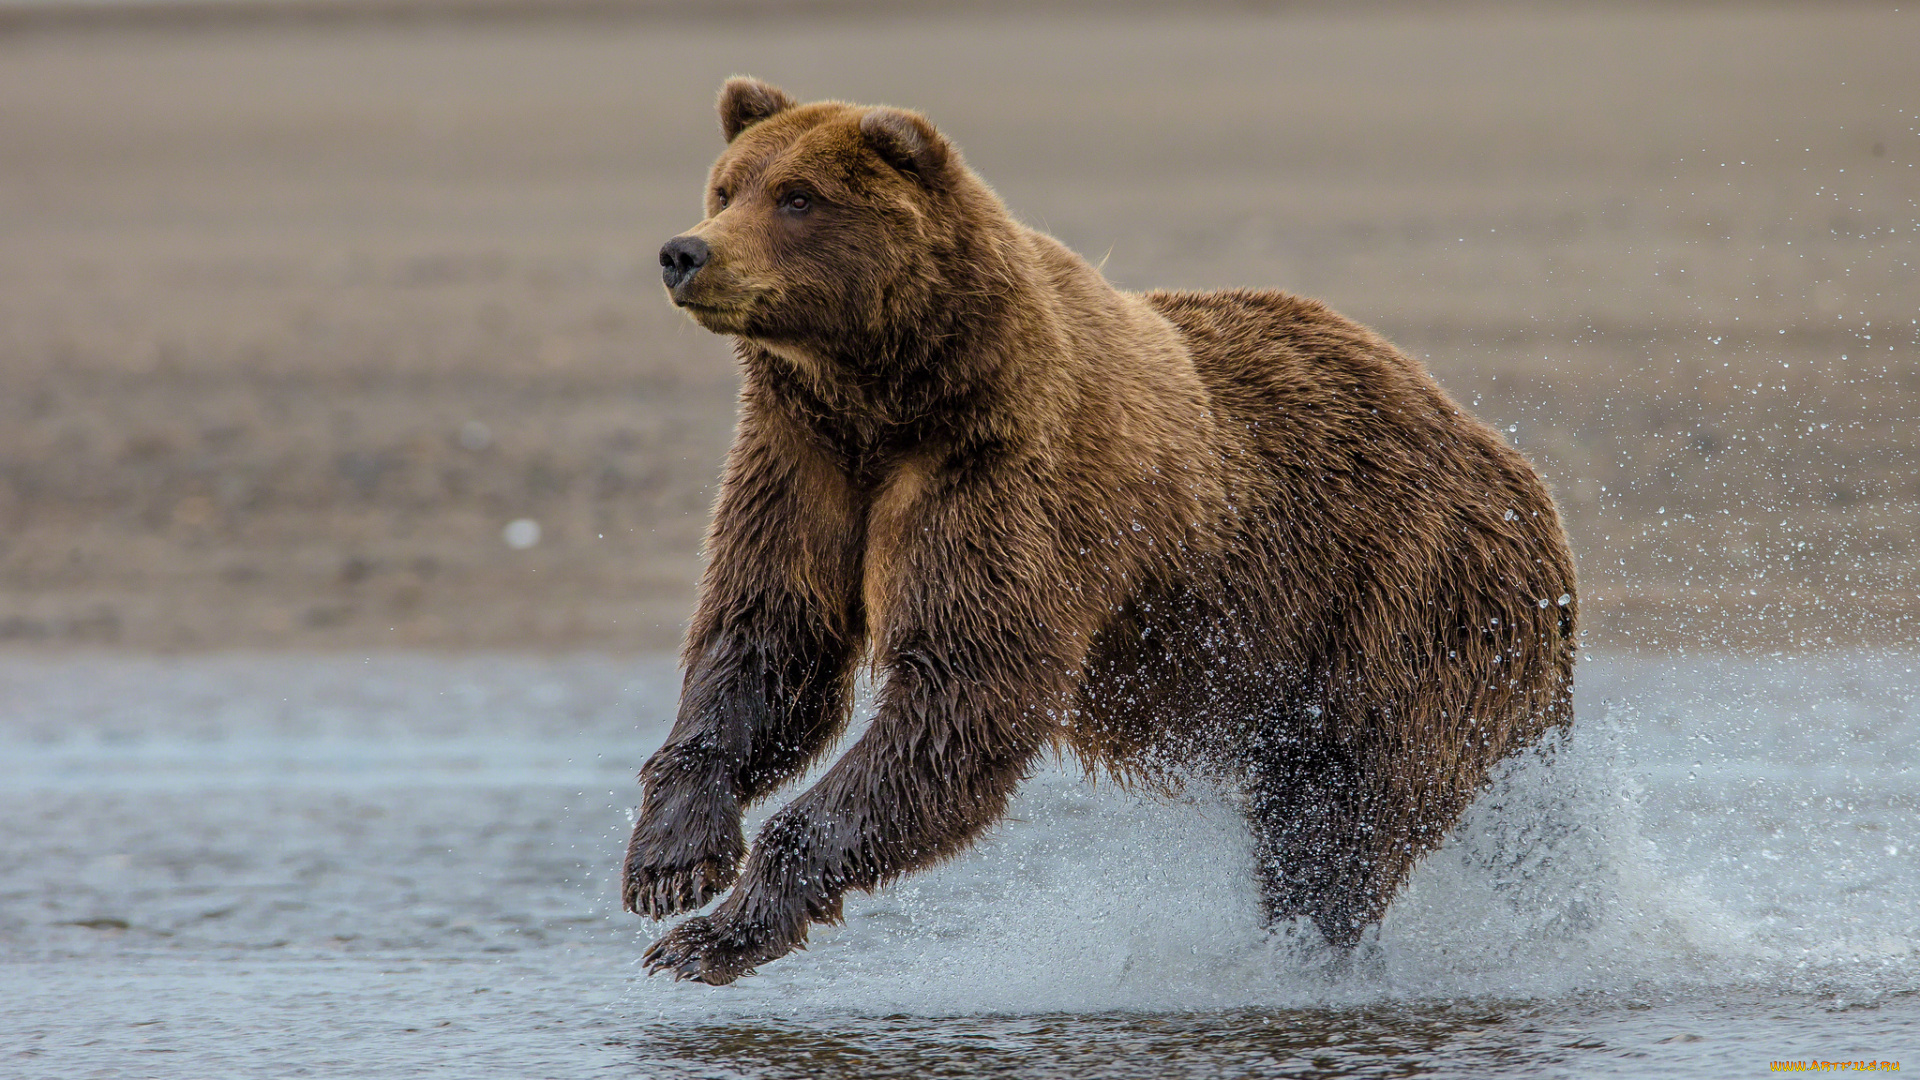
[623,78,1577,985]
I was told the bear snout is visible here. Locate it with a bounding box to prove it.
[659,235,712,294]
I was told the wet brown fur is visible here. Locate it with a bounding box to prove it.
[625,79,1578,984]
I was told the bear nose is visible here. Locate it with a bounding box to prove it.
[659,236,711,291]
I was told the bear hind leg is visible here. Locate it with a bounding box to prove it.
[1243,742,1406,949]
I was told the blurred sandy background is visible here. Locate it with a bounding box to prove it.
[0,1,1912,653]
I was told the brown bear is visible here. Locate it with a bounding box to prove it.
[623,78,1577,985]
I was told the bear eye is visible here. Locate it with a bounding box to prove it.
[714,189,730,209]
[782,191,812,212]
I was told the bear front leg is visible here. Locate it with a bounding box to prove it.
[623,418,861,920]
[644,639,1069,984]
[623,621,859,919]
[622,701,742,919]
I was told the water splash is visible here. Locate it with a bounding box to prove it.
[626,653,1918,1019]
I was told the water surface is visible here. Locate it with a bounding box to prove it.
[1,652,1914,1077]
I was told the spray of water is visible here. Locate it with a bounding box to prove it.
[626,655,1917,1019]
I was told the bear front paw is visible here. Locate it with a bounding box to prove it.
[642,914,783,985]
[622,852,739,920]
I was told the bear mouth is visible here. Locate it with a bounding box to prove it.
[675,297,757,333]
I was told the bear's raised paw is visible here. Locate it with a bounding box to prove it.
[622,853,737,920]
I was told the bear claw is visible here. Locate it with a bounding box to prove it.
[622,856,735,920]
[641,915,763,986]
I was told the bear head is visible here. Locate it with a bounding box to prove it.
[658,79,999,377]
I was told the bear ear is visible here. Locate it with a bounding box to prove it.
[717,77,796,143]
[860,107,952,187]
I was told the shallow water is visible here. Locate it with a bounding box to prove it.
[1,652,1914,1077]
